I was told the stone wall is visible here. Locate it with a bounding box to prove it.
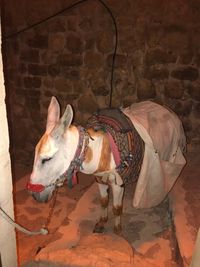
[2,0,200,165]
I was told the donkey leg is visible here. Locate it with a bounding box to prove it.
[111,182,124,234]
[93,183,109,233]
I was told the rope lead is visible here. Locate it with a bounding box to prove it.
[0,207,48,235]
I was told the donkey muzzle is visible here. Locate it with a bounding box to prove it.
[26,182,55,203]
[26,182,45,192]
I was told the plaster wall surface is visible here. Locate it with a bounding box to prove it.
[0,23,18,267]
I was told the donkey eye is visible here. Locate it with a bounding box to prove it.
[41,157,52,165]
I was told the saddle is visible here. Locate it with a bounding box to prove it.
[87,108,145,184]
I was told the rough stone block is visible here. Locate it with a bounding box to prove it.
[15,88,27,96]
[6,69,18,82]
[6,39,19,55]
[188,84,200,100]
[179,52,193,65]
[20,49,39,63]
[44,90,54,97]
[27,35,48,49]
[28,64,47,76]
[48,64,60,77]
[120,34,144,53]
[96,32,114,53]
[137,79,156,100]
[26,89,41,97]
[19,63,27,74]
[171,67,199,81]
[145,66,169,80]
[66,33,83,53]
[43,77,54,89]
[61,68,79,80]
[181,117,192,133]
[54,77,73,92]
[12,103,25,117]
[161,32,188,52]
[194,53,200,66]
[67,16,78,32]
[24,77,41,88]
[25,97,41,110]
[164,24,186,34]
[15,75,22,87]
[84,34,95,50]
[173,100,193,116]
[79,17,94,32]
[48,18,65,33]
[60,54,83,66]
[115,78,136,98]
[64,93,79,102]
[147,24,163,48]
[193,103,200,117]
[72,80,84,94]
[49,34,65,51]
[92,86,109,96]
[77,94,97,113]
[84,51,104,68]
[145,48,177,65]
[165,81,184,99]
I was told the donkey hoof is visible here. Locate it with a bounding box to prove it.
[93,222,106,233]
[114,224,122,235]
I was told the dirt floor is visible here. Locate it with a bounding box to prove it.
[12,148,200,267]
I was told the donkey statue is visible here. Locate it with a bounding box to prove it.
[27,97,186,234]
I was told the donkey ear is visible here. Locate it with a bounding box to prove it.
[51,104,73,138]
[46,97,60,133]
[60,104,73,129]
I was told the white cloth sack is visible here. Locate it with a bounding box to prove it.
[123,101,186,209]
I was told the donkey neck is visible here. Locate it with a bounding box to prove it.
[65,125,115,175]
[65,125,80,162]
[82,128,116,175]
[65,125,90,171]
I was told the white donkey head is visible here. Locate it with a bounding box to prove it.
[27,97,78,202]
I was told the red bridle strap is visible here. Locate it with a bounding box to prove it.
[26,182,45,193]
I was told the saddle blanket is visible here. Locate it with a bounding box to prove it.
[123,101,186,208]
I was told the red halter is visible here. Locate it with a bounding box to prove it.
[26,182,45,193]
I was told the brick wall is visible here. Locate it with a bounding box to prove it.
[2,0,200,165]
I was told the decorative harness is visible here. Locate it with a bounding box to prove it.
[60,126,90,188]
[27,126,90,192]
[87,108,145,185]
